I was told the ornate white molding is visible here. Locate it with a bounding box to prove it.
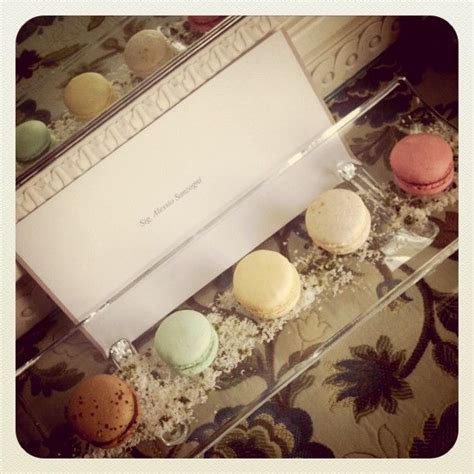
[16,274,56,338]
[309,16,400,96]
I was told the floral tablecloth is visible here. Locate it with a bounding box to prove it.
[16,16,458,458]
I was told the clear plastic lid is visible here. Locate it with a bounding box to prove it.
[16,77,458,458]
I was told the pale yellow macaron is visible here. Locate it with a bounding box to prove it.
[124,29,174,78]
[64,72,116,121]
[232,250,301,320]
[305,188,371,255]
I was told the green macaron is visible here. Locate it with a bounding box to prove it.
[154,310,219,376]
[16,120,54,163]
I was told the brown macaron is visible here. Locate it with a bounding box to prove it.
[67,374,140,448]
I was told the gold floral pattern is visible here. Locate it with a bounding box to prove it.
[190,403,334,458]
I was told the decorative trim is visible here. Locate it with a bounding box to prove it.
[309,16,400,96]
[16,274,56,339]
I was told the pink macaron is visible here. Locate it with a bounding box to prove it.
[389,133,454,196]
[187,16,224,33]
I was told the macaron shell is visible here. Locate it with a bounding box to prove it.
[305,188,371,255]
[321,205,371,254]
[154,310,216,373]
[268,264,301,318]
[16,120,52,162]
[96,395,140,449]
[67,374,138,446]
[64,72,115,121]
[389,133,454,185]
[124,30,173,78]
[177,325,219,376]
[393,165,454,196]
[233,250,301,319]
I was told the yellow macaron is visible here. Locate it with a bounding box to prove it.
[64,72,116,121]
[233,250,301,320]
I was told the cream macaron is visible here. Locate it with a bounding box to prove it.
[124,29,174,78]
[64,72,116,121]
[305,188,371,255]
[233,250,301,320]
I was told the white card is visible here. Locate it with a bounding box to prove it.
[16,32,351,355]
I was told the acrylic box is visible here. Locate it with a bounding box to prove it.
[16,75,458,458]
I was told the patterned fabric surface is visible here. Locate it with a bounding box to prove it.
[197,266,458,458]
[15,16,458,458]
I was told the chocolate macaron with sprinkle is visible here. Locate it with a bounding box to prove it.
[67,374,140,448]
